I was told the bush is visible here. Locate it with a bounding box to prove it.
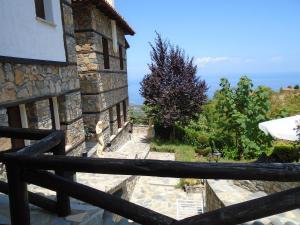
[294,84,299,89]
[271,144,299,162]
[183,128,209,148]
[195,146,211,156]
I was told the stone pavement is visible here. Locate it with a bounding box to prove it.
[130,152,204,220]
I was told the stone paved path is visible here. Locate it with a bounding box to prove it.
[130,152,204,220]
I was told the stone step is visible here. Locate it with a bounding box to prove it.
[176,199,203,220]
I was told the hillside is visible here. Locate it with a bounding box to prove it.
[270,89,300,117]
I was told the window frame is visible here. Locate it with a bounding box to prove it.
[119,45,124,70]
[102,37,110,69]
[34,0,55,25]
[116,104,121,128]
[122,100,127,122]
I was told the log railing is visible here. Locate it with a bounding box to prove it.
[0,126,299,225]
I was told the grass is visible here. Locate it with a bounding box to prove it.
[150,138,253,188]
[150,138,252,163]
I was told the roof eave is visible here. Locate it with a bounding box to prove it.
[72,0,135,36]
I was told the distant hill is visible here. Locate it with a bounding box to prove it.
[270,89,300,117]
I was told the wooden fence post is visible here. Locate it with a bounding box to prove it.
[6,163,30,225]
[52,132,71,217]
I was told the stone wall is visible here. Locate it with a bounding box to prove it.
[27,100,52,129]
[0,63,80,104]
[205,180,225,212]
[233,180,300,194]
[73,2,130,152]
[0,1,86,155]
[109,122,131,152]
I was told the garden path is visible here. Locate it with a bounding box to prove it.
[130,152,204,220]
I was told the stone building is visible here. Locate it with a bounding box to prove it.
[0,0,134,155]
[72,0,135,152]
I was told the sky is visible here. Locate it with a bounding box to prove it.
[115,0,300,104]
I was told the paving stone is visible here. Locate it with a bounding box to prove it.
[130,152,204,220]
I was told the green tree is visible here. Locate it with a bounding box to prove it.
[216,76,272,159]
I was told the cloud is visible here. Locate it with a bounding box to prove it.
[270,56,284,63]
[195,57,231,68]
[195,56,242,68]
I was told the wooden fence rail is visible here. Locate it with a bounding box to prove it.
[2,154,300,182]
[0,126,299,225]
[24,170,176,225]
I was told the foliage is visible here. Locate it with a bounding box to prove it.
[183,128,209,148]
[294,84,299,89]
[129,106,148,125]
[195,146,211,156]
[270,92,300,117]
[215,76,272,159]
[270,142,299,162]
[140,33,207,139]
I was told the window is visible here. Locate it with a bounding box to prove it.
[35,0,54,22]
[119,45,124,70]
[116,104,121,128]
[122,100,127,122]
[111,20,118,53]
[102,37,110,69]
[35,0,46,19]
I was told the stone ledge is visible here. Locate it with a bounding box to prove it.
[205,179,300,224]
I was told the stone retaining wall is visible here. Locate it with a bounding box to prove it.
[205,180,225,212]
[108,122,131,152]
[233,180,300,194]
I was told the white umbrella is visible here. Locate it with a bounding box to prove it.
[259,115,300,141]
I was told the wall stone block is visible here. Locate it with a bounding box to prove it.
[58,91,82,123]
[66,36,78,64]
[82,110,109,132]
[63,4,74,36]
[61,117,85,152]
[82,94,103,112]
[27,100,52,129]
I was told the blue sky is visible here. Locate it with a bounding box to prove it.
[115,0,300,104]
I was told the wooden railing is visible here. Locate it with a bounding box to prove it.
[0,126,299,225]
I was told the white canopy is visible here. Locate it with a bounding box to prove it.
[259,115,300,141]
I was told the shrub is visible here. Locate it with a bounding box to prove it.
[197,134,209,147]
[294,84,299,89]
[183,128,209,148]
[271,144,298,162]
[184,128,200,146]
[195,146,211,156]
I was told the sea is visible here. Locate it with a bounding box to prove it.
[129,72,300,105]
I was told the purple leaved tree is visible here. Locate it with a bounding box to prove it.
[140,33,207,139]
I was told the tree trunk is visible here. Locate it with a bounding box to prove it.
[170,126,176,140]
